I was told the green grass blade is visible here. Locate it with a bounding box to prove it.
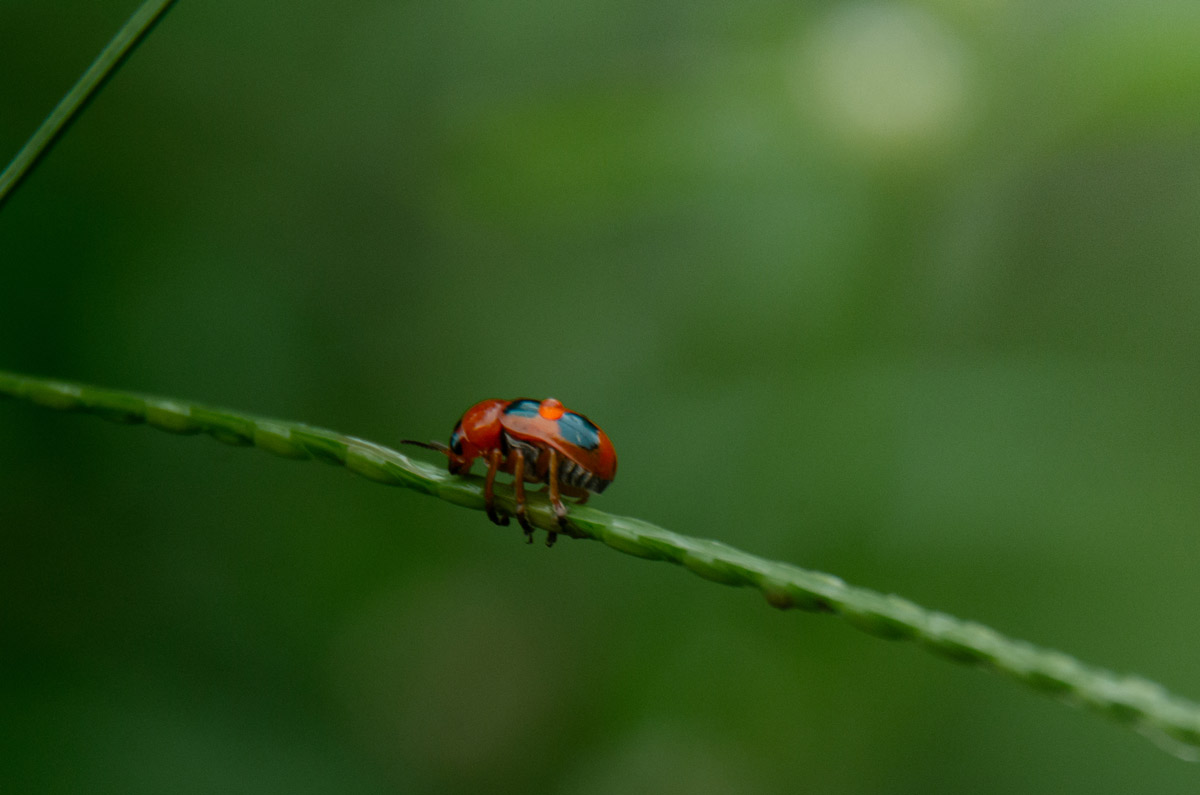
[2,369,1199,759]
[0,0,179,210]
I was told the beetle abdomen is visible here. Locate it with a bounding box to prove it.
[559,456,611,494]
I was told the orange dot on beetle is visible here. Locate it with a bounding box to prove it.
[538,398,565,420]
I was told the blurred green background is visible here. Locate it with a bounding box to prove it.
[3,0,1200,791]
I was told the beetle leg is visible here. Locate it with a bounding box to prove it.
[484,448,509,526]
[546,449,568,546]
[511,448,533,542]
[557,484,589,505]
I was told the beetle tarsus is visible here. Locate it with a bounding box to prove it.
[552,505,569,530]
[515,505,533,536]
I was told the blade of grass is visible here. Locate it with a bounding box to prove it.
[0,0,180,211]
[1,369,1199,759]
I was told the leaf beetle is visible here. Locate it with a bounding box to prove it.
[403,398,616,546]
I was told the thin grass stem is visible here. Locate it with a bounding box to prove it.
[0,0,179,210]
[1,369,1198,759]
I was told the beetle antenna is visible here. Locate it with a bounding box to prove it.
[399,439,451,456]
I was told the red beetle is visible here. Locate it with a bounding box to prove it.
[403,398,617,546]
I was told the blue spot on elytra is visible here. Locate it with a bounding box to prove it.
[503,399,540,417]
[557,412,600,450]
